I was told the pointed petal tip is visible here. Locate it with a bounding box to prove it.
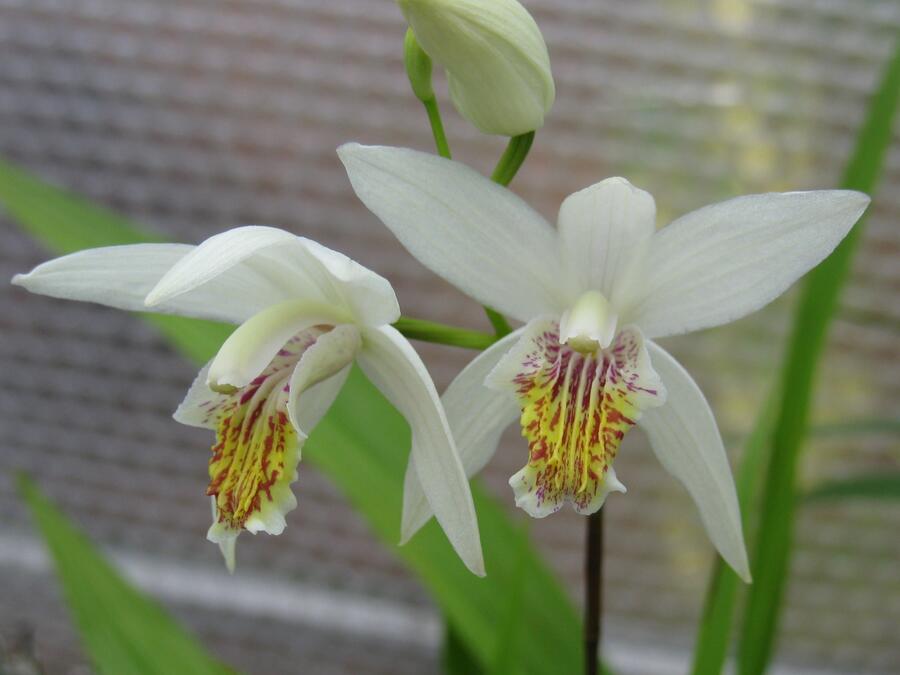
[336,141,364,157]
[398,523,416,547]
[732,552,752,584]
[336,142,379,167]
[143,284,167,308]
[467,552,487,578]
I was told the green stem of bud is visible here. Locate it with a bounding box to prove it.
[490,131,535,186]
[483,307,513,337]
[478,131,537,335]
[393,316,498,350]
[423,98,452,159]
[405,28,452,159]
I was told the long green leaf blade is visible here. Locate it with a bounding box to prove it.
[16,476,232,675]
[690,40,900,675]
[689,393,778,675]
[737,41,900,675]
[805,473,900,502]
[810,417,900,438]
[1,158,590,674]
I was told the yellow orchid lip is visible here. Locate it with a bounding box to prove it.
[497,319,664,517]
[206,327,327,541]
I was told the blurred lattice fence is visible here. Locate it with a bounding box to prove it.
[1,1,898,673]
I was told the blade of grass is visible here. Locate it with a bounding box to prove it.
[0,157,599,675]
[737,41,900,675]
[442,624,485,675]
[17,475,232,675]
[810,417,900,438]
[690,40,900,675]
[804,473,900,502]
[689,393,778,675]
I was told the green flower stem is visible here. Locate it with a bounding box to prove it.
[584,509,604,675]
[423,97,452,159]
[483,307,513,337]
[393,316,498,350]
[477,131,537,335]
[491,131,535,187]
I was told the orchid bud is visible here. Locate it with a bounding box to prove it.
[403,28,434,102]
[398,0,555,136]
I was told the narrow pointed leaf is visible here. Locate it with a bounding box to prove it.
[736,41,900,675]
[17,476,231,675]
[692,41,900,675]
[804,473,900,502]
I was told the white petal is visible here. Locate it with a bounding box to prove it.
[207,299,349,391]
[286,325,361,437]
[173,360,224,429]
[557,178,656,305]
[207,498,239,573]
[289,365,351,439]
[146,226,400,327]
[358,325,484,576]
[400,329,524,542]
[628,190,870,338]
[338,143,566,322]
[10,244,258,323]
[639,342,750,582]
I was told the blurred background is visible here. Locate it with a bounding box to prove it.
[1,0,898,673]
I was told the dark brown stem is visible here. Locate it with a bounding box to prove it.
[584,508,604,675]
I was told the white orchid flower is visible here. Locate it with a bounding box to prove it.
[338,143,871,582]
[13,226,484,575]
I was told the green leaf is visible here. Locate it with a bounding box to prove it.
[689,393,778,675]
[810,417,900,438]
[309,368,583,673]
[1,158,593,674]
[737,40,900,675]
[692,41,900,675]
[16,475,232,675]
[442,624,485,675]
[804,473,900,502]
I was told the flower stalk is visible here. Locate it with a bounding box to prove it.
[584,509,604,675]
[423,98,452,159]
[393,316,497,350]
[482,131,536,334]
[491,131,535,187]
[405,28,452,160]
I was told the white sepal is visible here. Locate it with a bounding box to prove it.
[339,143,566,322]
[400,329,524,542]
[358,325,485,576]
[639,341,751,582]
[9,244,266,323]
[627,190,870,338]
